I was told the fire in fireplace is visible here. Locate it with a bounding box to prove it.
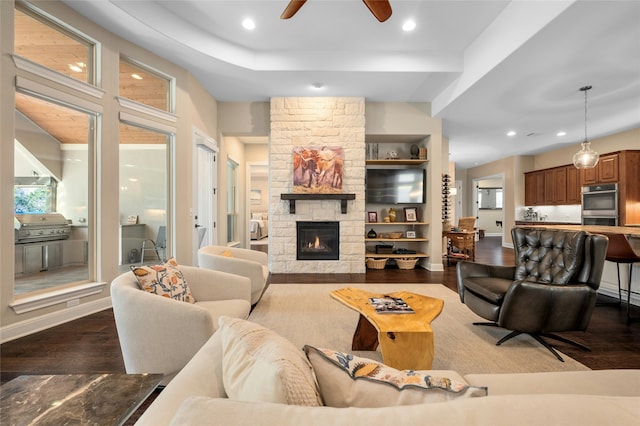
[297,221,339,261]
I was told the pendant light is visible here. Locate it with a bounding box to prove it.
[572,85,599,169]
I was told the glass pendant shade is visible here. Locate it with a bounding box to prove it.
[573,140,599,169]
[573,85,598,169]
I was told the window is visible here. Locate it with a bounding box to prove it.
[119,123,170,265]
[14,176,57,214]
[14,92,95,295]
[227,158,238,243]
[14,5,94,84]
[119,56,172,112]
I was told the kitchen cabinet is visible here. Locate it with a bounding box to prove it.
[544,167,566,204]
[566,166,581,204]
[21,241,63,273]
[525,165,580,206]
[581,152,619,185]
[524,171,545,205]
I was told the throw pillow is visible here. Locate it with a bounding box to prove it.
[131,258,196,303]
[304,345,487,407]
[220,250,234,258]
[218,317,322,406]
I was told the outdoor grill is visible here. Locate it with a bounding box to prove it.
[14,213,71,244]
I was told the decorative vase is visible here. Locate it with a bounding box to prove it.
[389,208,396,222]
[367,228,377,238]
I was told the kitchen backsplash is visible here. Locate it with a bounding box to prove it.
[517,205,581,223]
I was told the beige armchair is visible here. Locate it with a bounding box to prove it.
[198,246,269,305]
[111,265,251,385]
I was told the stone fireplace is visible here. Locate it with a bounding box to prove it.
[269,97,366,273]
[296,221,339,261]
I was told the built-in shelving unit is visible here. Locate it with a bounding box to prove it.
[364,136,430,269]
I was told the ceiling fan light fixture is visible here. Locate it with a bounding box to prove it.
[573,85,599,169]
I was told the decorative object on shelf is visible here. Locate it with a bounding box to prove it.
[366,143,380,160]
[573,85,599,169]
[388,207,397,222]
[396,258,418,270]
[366,258,388,270]
[380,232,403,239]
[405,207,418,222]
[368,211,378,223]
[418,147,427,160]
[442,174,452,228]
[386,150,398,160]
[126,215,138,224]
[406,230,416,238]
[410,144,419,159]
[367,228,377,238]
[293,146,343,193]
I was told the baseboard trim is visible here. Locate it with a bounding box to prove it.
[0,297,112,344]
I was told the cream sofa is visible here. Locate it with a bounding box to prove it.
[111,266,251,385]
[198,245,269,305]
[137,319,640,425]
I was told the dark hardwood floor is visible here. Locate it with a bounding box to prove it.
[2,237,639,421]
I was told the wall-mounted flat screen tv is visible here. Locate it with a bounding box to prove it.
[366,168,426,204]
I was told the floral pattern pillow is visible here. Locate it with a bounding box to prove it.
[131,258,196,303]
[304,345,487,407]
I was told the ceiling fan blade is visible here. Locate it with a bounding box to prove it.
[281,0,307,19]
[363,0,392,22]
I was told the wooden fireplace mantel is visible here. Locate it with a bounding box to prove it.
[280,193,356,214]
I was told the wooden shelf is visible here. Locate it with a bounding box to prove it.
[366,159,427,166]
[365,252,429,258]
[366,238,428,242]
[366,222,428,226]
[280,193,356,214]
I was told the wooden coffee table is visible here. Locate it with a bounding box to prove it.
[330,287,444,370]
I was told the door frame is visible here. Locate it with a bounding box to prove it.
[192,126,218,265]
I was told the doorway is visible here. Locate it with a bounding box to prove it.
[473,174,505,243]
[247,162,269,252]
[193,128,218,265]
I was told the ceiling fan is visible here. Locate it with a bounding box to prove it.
[281,0,392,23]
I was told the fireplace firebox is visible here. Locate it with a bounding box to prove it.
[296,221,339,261]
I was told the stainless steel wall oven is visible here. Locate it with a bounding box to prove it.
[581,183,618,226]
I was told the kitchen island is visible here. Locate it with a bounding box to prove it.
[518,224,640,237]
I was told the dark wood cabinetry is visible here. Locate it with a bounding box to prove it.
[581,152,619,185]
[523,151,639,224]
[525,165,578,206]
[524,171,544,206]
[566,166,581,204]
[544,167,567,204]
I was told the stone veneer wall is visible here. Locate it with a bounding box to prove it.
[269,97,366,273]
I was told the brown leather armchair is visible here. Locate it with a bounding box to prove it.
[456,227,608,361]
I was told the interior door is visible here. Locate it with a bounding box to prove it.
[193,131,218,265]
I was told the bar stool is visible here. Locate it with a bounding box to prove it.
[601,233,640,323]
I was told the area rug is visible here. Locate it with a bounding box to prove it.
[248,283,590,375]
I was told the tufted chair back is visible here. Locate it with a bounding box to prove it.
[512,228,586,285]
[511,228,606,290]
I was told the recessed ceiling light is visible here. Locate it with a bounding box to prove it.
[402,20,416,32]
[507,131,516,136]
[68,63,83,72]
[131,73,143,80]
[242,18,256,30]
[311,82,324,90]
[556,131,567,137]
